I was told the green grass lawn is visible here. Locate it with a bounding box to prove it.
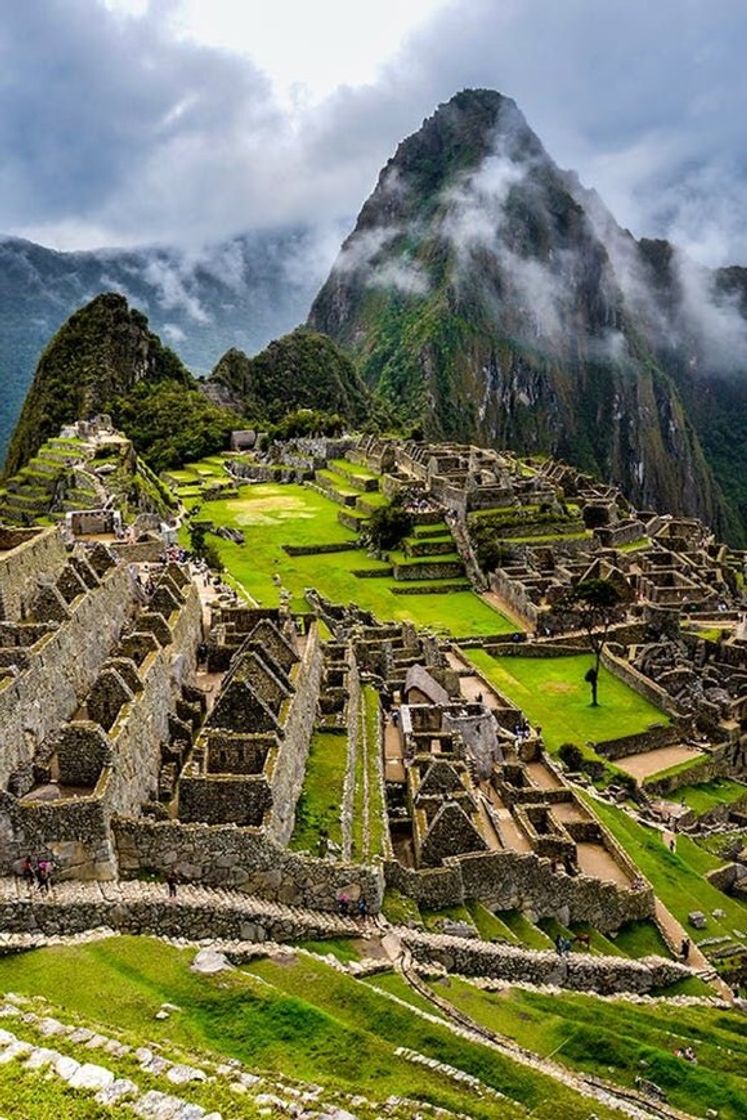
[670,778,747,816]
[432,977,747,1120]
[289,730,348,852]
[185,480,515,637]
[611,918,673,958]
[0,1062,115,1118]
[582,794,747,944]
[0,938,628,1120]
[466,651,669,753]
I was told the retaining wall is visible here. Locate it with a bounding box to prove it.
[386,847,653,931]
[114,817,384,911]
[403,931,690,994]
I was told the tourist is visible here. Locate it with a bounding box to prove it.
[166,872,177,899]
[668,836,676,853]
[36,859,51,893]
[317,829,329,859]
[681,936,690,962]
[357,896,368,919]
[338,893,349,917]
[21,856,34,887]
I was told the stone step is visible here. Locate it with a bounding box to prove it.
[0,878,375,942]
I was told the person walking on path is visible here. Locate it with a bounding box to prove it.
[166,872,177,900]
[681,936,691,962]
[36,859,51,894]
[21,856,34,888]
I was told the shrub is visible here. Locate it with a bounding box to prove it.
[558,743,584,771]
[366,498,414,551]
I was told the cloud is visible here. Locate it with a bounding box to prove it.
[0,0,746,280]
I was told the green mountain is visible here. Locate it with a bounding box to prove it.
[209,326,372,425]
[308,89,747,542]
[3,292,238,478]
[0,227,328,462]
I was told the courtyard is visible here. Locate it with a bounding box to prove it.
[465,651,670,754]
[190,481,516,638]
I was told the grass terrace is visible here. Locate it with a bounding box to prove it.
[289,731,348,853]
[466,651,669,755]
[185,480,516,637]
[668,777,747,816]
[0,938,631,1120]
[582,794,747,944]
[429,977,747,1120]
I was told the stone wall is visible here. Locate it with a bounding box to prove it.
[103,581,203,819]
[178,775,272,826]
[403,930,690,994]
[386,848,653,931]
[644,740,746,796]
[489,570,543,628]
[0,527,68,622]
[594,723,681,761]
[0,891,362,943]
[110,541,165,564]
[0,562,136,790]
[393,561,464,582]
[602,644,682,717]
[266,623,323,845]
[0,577,203,880]
[341,646,362,861]
[114,817,384,911]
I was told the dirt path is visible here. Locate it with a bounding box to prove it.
[615,745,704,781]
[384,719,405,782]
[653,898,734,1001]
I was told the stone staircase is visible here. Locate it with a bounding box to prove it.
[0,878,376,945]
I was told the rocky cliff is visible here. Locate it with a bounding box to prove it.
[309,89,746,542]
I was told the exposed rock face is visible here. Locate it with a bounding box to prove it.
[4,292,189,476]
[309,88,745,542]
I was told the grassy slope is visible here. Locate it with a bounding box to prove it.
[669,778,747,815]
[0,938,625,1120]
[466,650,669,753]
[584,795,747,940]
[289,731,347,852]
[190,481,514,637]
[435,977,747,1120]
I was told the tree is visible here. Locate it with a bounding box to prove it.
[189,522,223,571]
[564,578,624,706]
[366,497,415,552]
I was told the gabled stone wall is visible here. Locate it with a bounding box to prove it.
[0,560,135,790]
[0,526,68,622]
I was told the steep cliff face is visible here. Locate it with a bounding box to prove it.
[4,292,189,476]
[309,89,740,540]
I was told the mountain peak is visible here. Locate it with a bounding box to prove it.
[3,292,188,476]
[308,89,738,540]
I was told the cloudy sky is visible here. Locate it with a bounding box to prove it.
[2,0,747,265]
